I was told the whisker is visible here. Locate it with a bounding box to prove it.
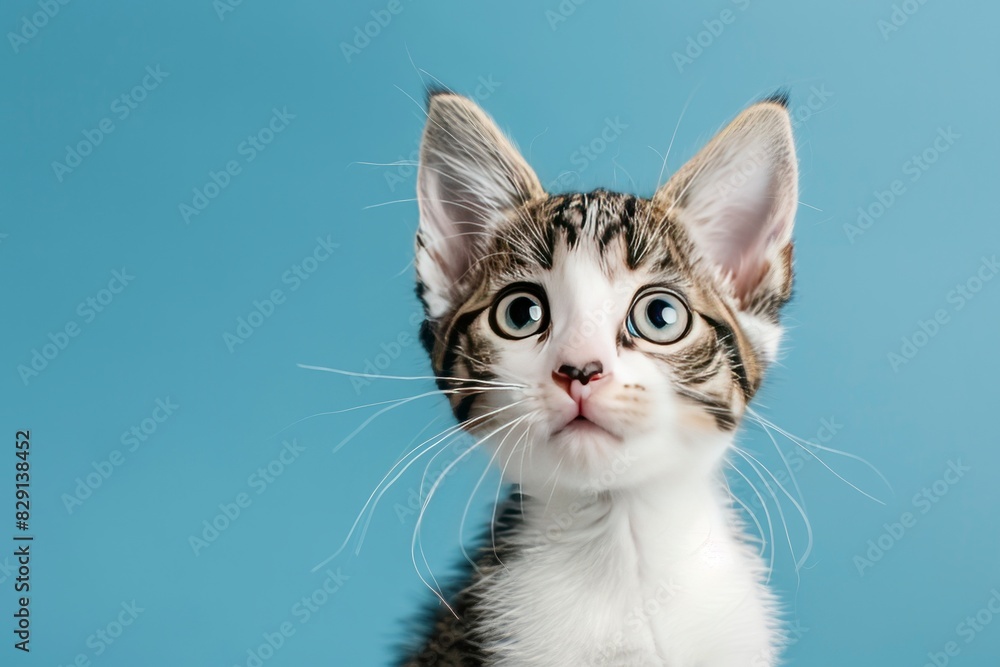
[270,386,523,439]
[542,454,566,516]
[746,410,890,504]
[356,428,468,556]
[330,393,432,455]
[392,255,416,278]
[391,414,446,466]
[297,363,527,388]
[735,447,813,577]
[308,400,527,573]
[654,85,700,190]
[458,413,532,570]
[363,196,419,210]
[357,401,529,558]
[491,428,525,569]
[337,386,520,415]
[723,473,767,555]
[755,418,808,513]
[734,448,793,573]
[725,460,775,581]
[517,425,531,518]
[412,414,528,617]
[757,411,893,493]
[351,159,418,168]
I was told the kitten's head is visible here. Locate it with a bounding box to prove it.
[415,92,797,495]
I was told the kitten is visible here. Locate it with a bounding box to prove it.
[398,90,798,666]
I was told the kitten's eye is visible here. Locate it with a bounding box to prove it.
[489,286,548,339]
[627,288,691,344]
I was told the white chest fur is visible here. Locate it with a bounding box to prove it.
[474,481,780,667]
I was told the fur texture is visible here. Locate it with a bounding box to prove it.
[398,91,799,666]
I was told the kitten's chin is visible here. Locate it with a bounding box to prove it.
[553,415,623,442]
[540,418,634,484]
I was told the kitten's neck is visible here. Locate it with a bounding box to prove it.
[519,463,728,559]
[470,431,779,667]
[480,455,775,665]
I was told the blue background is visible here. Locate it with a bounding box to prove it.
[2,1,998,665]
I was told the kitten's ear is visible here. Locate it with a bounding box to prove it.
[654,98,798,317]
[416,92,543,317]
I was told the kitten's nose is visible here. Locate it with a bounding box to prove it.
[554,361,604,386]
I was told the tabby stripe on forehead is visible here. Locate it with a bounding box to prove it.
[553,210,579,247]
[618,196,641,268]
[702,315,752,398]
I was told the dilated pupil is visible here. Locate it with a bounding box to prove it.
[647,299,678,329]
[508,297,540,329]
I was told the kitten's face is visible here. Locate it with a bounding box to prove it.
[415,93,798,495]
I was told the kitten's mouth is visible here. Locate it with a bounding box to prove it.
[556,415,619,440]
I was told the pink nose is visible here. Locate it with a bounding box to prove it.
[554,362,603,385]
[552,362,604,402]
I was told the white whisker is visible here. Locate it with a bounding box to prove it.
[309,400,527,573]
[735,447,813,578]
[746,409,891,504]
[458,413,533,570]
[270,386,523,439]
[724,473,767,555]
[412,414,528,617]
[726,460,775,581]
[491,429,525,569]
[297,363,527,388]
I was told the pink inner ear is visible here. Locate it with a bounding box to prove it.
[691,158,790,300]
[417,167,486,287]
[416,94,545,301]
[657,101,798,306]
